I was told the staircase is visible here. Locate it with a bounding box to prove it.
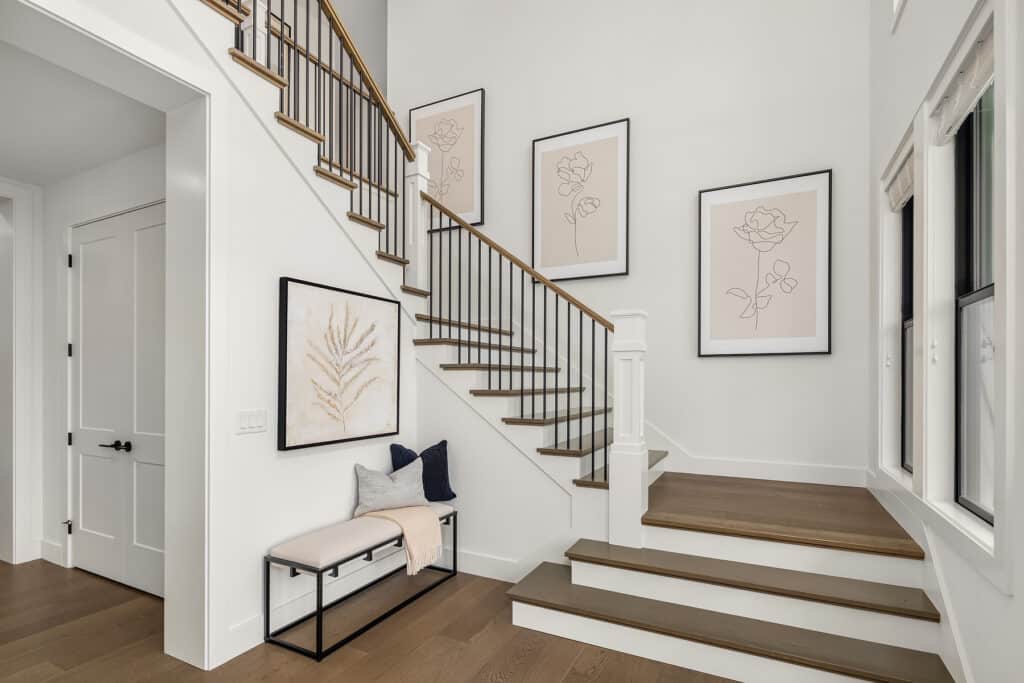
[202,1,955,680]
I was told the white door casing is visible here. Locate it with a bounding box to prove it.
[70,202,165,596]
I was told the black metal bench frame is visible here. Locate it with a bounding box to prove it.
[263,510,458,661]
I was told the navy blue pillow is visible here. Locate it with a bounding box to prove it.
[390,440,456,502]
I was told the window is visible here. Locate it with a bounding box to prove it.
[900,197,914,473]
[954,85,995,525]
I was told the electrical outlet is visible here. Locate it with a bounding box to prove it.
[237,409,268,434]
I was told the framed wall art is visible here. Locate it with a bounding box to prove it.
[532,118,629,281]
[698,169,832,356]
[278,278,400,450]
[409,88,485,225]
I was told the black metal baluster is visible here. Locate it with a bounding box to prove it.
[519,270,524,415]
[554,294,559,443]
[477,240,482,363]
[531,278,536,418]
[429,206,435,338]
[304,0,309,130]
[264,0,271,69]
[603,327,609,474]
[565,299,570,446]
[448,218,453,340]
[316,0,321,138]
[508,257,512,394]
[488,246,492,387]
[497,255,502,390]
[292,0,298,119]
[591,319,596,481]
[543,289,547,420]
[457,223,462,362]
[578,307,583,455]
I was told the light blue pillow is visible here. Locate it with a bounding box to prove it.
[353,459,428,516]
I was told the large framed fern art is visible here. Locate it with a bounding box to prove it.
[278,278,400,450]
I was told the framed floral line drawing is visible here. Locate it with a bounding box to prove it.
[278,278,400,450]
[698,170,832,357]
[409,88,485,226]
[532,118,629,281]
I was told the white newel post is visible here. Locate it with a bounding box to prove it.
[405,141,432,292]
[241,1,269,64]
[607,310,648,548]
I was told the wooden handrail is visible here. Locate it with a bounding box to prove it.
[420,192,615,332]
[321,0,416,161]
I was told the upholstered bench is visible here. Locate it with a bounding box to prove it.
[263,503,457,661]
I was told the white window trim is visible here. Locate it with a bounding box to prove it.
[872,0,1015,595]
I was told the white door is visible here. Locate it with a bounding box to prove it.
[71,202,165,596]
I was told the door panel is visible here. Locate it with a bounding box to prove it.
[71,202,165,596]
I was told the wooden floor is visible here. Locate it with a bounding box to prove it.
[643,472,924,558]
[0,559,728,682]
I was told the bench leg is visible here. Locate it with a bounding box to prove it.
[263,557,271,642]
[315,571,324,661]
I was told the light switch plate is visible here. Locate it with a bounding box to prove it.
[237,409,268,434]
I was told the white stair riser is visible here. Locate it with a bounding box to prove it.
[570,561,939,652]
[643,525,924,589]
[512,601,860,683]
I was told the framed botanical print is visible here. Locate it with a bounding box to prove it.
[698,170,832,356]
[532,118,629,281]
[278,278,400,450]
[409,88,485,225]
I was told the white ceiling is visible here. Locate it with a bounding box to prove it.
[0,41,166,186]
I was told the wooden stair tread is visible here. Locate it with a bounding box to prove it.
[508,563,952,683]
[415,338,535,353]
[376,251,409,266]
[415,314,512,336]
[503,407,611,426]
[471,387,583,397]
[313,165,357,190]
[275,111,325,143]
[228,49,287,88]
[400,285,430,298]
[440,363,559,373]
[348,212,385,231]
[565,539,940,621]
[643,473,925,560]
[539,429,614,457]
[573,450,667,489]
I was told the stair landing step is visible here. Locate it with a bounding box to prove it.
[565,539,940,621]
[415,338,536,354]
[643,473,925,560]
[415,314,512,336]
[508,563,952,683]
[573,450,667,489]
[503,407,611,426]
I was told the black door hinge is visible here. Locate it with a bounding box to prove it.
[67,253,73,268]
[67,432,73,446]
[67,343,72,357]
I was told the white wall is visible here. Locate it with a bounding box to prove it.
[21,0,421,669]
[337,0,387,92]
[867,1,1024,681]
[389,0,872,484]
[0,198,12,563]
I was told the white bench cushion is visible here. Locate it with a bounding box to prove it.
[269,503,454,570]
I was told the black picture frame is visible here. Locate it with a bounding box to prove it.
[409,88,485,226]
[278,277,401,451]
[531,118,630,282]
[697,169,832,357]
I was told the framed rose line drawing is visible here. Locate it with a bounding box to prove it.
[278,278,400,450]
[532,118,629,281]
[698,169,832,356]
[409,88,485,226]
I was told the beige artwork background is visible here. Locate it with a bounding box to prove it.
[285,284,398,446]
[413,103,477,215]
[709,189,818,340]
[539,135,619,268]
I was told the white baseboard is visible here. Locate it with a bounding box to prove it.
[457,548,524,583]
[570,560,940,652]
[511,601,860,682]
[39,538,65,566]
[645,421,867,487]
[643,525,924,588]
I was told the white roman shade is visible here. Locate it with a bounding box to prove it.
[932,30,994,143]
[885,155,914,212]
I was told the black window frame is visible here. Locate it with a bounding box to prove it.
[953,89,996,526]
[900,197,914,474]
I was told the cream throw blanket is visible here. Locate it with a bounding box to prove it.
[365,506,441,575]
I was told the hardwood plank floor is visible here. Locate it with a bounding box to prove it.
[0,560,728,682]
[643,473,925,559]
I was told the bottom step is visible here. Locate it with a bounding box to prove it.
[508,563,952,683]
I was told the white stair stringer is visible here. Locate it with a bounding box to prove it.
[188,12,425,318]
[569,559,940,652]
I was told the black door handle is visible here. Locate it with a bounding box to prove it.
[98,440,133,453]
